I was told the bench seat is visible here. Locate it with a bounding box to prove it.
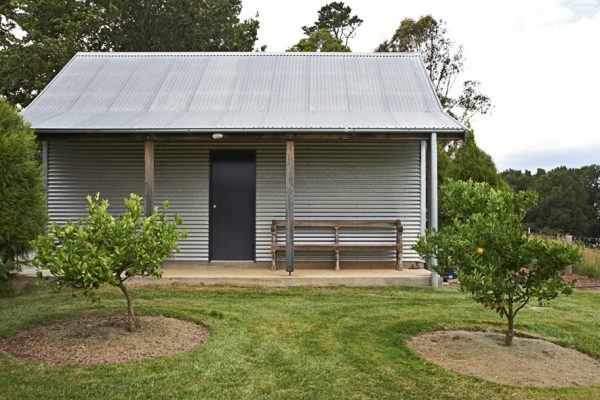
[272,220,403,271]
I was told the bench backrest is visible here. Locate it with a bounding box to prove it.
[271,220,402,231]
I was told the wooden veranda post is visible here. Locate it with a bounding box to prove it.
[271,221,278,270]
[395,220,403,270]
[144,139,154,217]
[334,224,340,271]
[286,139,295,274]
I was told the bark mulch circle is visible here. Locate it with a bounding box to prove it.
[563,273,600,290]
[409,330,600,388]
[0,315,210,365]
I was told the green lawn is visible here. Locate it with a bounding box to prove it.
[1,282,599,400]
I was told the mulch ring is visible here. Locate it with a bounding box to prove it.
[446,274,600,290]
[409,330,600,388]
[0,315,210,365]
[563,273,600,290]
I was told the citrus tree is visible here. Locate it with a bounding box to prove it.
[414,180,582,346]
[33,193,186,332]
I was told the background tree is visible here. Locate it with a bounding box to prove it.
[0,100,46,285]
[0,0,19,49]
[0,0,259,108]
[501,168,536,192]
[414,180,582,346]
[301,2,362,47]
[501,166,600,237]
[33,194,186,332]
[529,168,598,237]
[377,15,490,125]
[439,131,510,191]
[577,165,600,233]
[377,15,502,189]
[288,28,350,52]
[99,0,259,52]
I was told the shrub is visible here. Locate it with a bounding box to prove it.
[414,180,582,346]
[33,193,186,332]
[0,100,47,282]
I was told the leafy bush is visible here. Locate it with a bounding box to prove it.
[414,180,582,346]
[0,100,47,282]
[33,194,186,332]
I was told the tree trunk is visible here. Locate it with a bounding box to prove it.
[118,281,136,333]
[505,314,514,346]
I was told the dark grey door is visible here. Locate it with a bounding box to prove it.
[210,150,256,260]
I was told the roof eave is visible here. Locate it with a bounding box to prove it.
[34,127,466,140]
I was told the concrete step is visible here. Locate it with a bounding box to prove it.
[131,268,432,287]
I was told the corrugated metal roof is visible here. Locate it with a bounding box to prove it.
[21,52,465,133]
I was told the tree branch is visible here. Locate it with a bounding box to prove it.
[513,296,530,317]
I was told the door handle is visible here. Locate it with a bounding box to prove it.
[212,204,217,209]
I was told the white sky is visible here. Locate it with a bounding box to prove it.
[241,0,600,171]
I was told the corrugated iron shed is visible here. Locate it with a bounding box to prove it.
[21,52,465,133]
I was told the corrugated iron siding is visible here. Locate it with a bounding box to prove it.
[47,140,422,263]
[293,141,421,262]
[47,141,144,221]
[153,142,208,260]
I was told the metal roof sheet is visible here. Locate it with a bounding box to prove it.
[21,52,466,133]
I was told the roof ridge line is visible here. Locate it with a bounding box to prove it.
[75,51,421,58]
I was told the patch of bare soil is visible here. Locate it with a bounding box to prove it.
[10,276,35,294]
[0,276,35,297]
[409,330,600,388]
[0,315,210,365]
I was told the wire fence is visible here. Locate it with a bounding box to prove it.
[571,236,600,248]
[527,227,600,249]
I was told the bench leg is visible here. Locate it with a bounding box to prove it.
[335,249,340,271]
[395,249,403,271]
[271,252,277,271]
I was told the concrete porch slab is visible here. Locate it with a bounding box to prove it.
[132,265,433,287]
[18,264,433,287]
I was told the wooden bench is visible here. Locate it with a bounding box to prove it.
[271,220,403,271]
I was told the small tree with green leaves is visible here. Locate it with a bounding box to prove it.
[33,193,186,332]
[414,180,582,346]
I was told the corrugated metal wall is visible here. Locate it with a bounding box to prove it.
[153,143,208,260]
[293,141,421,263]
[47,140,423,263]
[47,141,144,221]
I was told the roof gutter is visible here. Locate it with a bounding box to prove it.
[33,127,466,134]
[35,127,466,141]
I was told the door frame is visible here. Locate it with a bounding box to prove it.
[208,149,257,261]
